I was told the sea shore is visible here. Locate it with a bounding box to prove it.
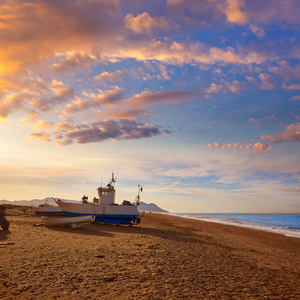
[1,213,299,299]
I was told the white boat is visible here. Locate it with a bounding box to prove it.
[42,215,95,227]
[56,174,141,225]
[32,199,64,217]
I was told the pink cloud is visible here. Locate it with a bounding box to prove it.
[248,118,258,123]
[226,80,244,93]
[51,53,101,74]
[124,12,177,36]
[282,83,300,91]
[289,96,300,101]
[249,25,266,39]
[261,123,300,143]
[270,61,300,83]
[223,0,249,25]
[95,109,148,120]
[258,73,275,90]
[265,115,279,122]
[94,71,124,84]
[207,141,273,151]
[63,86,124,114]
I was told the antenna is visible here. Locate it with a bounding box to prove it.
[115,167,120,183]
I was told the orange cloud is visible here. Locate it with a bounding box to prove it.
[124,12,176,36]
[223,0,249,25]
[261,123,300,143]
[258,73,275,90]
[226,80,244,93]
[27,131,51,142]
[249,25,266,39]
[0,1,120,77]
[282,83,300,91]
[94,70,124,84]
[208,141,273,151]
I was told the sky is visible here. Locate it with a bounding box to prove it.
[0,0,300,213]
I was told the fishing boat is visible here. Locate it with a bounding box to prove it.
[32,199,64,217]
[56,174,141,225]
[42,215,95,227]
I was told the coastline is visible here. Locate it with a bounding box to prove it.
[1,213,299,299]
[171,212,300,238]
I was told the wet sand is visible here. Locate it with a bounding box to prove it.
[0,213,299,299]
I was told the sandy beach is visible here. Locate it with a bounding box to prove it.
[1,213,299,299]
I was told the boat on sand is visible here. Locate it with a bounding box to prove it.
[42,215,95,227]
[32,199,64,217]
[56,174,141,225]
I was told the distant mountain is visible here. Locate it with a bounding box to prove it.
[139,201,168,213]
[0,198,168,213]
[0,197,61,207]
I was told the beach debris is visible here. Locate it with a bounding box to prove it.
[34,223,44,227]
[94,254,105,258]
[0,242,15,247]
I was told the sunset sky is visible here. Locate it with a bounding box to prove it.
[1,0,300,213]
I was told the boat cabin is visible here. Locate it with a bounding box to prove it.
[96,184,116,205]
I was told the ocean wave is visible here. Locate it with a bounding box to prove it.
[173,213,300,239]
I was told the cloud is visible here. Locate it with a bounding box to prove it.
[226,80,244,93]
[126,90,197,105]
[97,109,148,120]
[206,83,223,94]
[168,0,300,28]
[265,115,278,122]
[27,131,51,142]
[0,92,26,119]
[269,61,300,83]
[156,64,171,80]
[223,0,249,25]
[51,52,102,74]
[207,141,273,151]
[248,118,258,123]
[289,96,300,101]
[94,70,124,84]
[124,12,177,36]
[258,73,275,90]
[64,86,124,114]
[249,25,266,39]
[54,119,169,145]
[261,123,300,143]
[0,0,121,77]
[282,83,300,90]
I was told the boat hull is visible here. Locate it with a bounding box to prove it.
[42,215,95,227]
[56,200,139,225]
[32,205,64,217]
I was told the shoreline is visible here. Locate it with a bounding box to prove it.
[1,213,299,299]
[169,212,300,239]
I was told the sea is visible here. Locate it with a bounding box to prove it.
[173,213,300,238]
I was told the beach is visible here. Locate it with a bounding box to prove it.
[1,213,299,299]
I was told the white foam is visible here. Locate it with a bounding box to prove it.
[172,213,300,239]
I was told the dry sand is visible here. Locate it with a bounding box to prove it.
[0,213,299,299]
